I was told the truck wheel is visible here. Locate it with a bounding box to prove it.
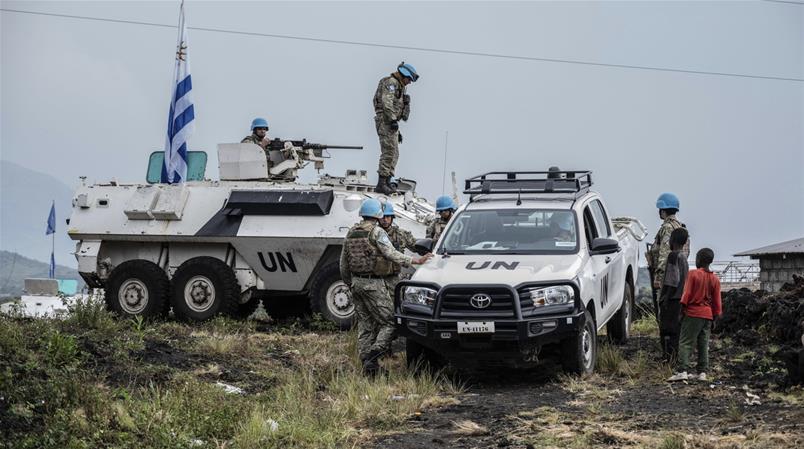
[105,260,170,319]
[607,282,633,344]
[309,261,354,330]
[562,308,597,375]
[171,257,239,321]
[405,339,444,374]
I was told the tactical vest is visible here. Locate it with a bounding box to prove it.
[345,221,394,276]
[373,74,404,117]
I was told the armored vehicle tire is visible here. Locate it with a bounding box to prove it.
[105,260,170,319]
[171,257,239,321]
[561,308,597,375]
[607,282,633,344]
[309,261,354,330]
[233,293,261,319]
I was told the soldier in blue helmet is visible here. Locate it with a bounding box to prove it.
[340,198,432,376]
[241,117,270,150]
[427,195,456,242]
[647,192,690,299]
[373,62,419,195]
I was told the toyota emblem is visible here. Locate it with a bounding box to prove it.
[470,293,492,309]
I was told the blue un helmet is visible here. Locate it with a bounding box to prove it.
[435,195,456,212]
[655,192,680,210]
[359,198,384,219]
[382,201,395,217]
[250,117,269,130]
[397,62,419,82]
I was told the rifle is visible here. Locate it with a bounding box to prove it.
[646,242,659,325]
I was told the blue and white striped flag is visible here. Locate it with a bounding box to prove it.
[46,201,56,278]
[162,1,194,184]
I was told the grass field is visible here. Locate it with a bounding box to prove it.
[0,298,459,449]
[2,299,801,449]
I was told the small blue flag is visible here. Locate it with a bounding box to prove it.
[49,252,55,279]
[46,201,56,235]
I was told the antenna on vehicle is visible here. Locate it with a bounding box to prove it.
[441,131,449,195]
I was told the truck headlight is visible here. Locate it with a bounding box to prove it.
[402,286,437,307]
[525,285,574,307]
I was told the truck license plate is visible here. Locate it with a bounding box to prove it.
[457,321,495,334]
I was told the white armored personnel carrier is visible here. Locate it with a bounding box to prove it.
[67,142,435,328]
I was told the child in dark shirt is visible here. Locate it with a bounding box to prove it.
[659,228,689,363]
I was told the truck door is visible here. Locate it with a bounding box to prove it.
[581,203,616,327]
[588,199,623,323]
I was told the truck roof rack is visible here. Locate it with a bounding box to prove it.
[464,170,593,200]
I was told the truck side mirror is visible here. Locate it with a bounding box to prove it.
[590,237,620,255]
[414,238,434,255]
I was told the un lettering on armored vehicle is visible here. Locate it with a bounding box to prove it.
[395,170,647,373]
[67,142,434,328]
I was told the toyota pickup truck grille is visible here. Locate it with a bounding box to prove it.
[439,287,517,318]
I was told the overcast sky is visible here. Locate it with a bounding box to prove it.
[1,0,802,263]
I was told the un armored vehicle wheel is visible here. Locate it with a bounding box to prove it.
[105,260,170,318]
[171,257,240,321]
[309,261,354,330]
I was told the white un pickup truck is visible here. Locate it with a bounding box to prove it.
[395,170,647,374]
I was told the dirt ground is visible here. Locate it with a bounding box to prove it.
[373,333,803,449]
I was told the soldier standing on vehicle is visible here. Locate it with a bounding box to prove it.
[646,193,690,301]
[340,198,432,376]
[373,62,419,195]
[241,117,270,150]
[427,196,456,242]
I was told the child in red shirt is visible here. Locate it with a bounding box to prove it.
[668,248,722,382]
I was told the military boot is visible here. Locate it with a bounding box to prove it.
[385,177,399,194]
[362,348,385,377]
[375,176,393,195]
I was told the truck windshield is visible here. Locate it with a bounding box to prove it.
[439,209,578,254]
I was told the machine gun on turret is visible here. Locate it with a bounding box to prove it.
[266,138,363,154]
[265,138,363,180]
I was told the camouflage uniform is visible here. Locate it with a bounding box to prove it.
[426,216,450,242]
[241,134,265,148]
[647,215,690,298]
[340,219,413,362]
[383,223,419,293]
[373,73,409,177]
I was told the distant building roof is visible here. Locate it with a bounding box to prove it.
[735,237,804,257]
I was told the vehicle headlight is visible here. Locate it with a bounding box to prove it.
[402,286,437,307]
[525,285,574,307]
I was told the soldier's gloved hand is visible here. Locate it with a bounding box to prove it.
[398,132,403,144]
[403,94,410,105]
[389,121,399,131]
